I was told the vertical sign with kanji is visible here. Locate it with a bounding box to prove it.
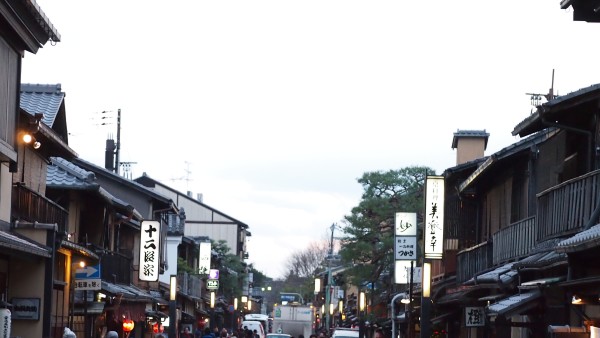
[139,220,161,281]
[465,307,485,327]
[394,212,417,284]
[424,176,445,259]
[199,241,212,275]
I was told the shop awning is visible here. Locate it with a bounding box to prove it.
[0,230,51,258]
[60,239,99,260]
[465,262,516,286]
[487,290,542,317]
[101,281,162,303]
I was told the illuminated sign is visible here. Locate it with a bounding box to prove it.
[139,220,161,281]
[199,242,212,275]
[424,176,445,259]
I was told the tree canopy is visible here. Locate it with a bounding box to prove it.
[338,166,435,300]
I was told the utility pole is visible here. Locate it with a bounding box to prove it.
[325,223,335,331]
[115,108,121,175]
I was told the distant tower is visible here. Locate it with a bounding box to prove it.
[451,130,489,165]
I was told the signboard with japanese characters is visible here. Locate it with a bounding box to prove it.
[207,279,219,290]
[75,265,101,290]
[394,261,422,284]
[199,242,212,275]
[395,236,417,260]
[139,220,161,282]
[465,307,485,327]
[395,212,417,283]
[424,176,445,259]
[395,212,417,236]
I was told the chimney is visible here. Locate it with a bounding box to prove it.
[197,193,203,203]
[187,191,193,198]
[452,130,489,165]
[105,139,115,171]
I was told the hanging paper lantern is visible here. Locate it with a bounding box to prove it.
[122,319,135,332]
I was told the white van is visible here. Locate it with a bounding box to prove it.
[241,320,266,338]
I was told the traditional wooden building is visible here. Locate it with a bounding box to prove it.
[412,83,600,338]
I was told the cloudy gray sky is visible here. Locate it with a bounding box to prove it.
[22,0,600,279]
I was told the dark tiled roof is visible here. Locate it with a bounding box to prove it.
[47,157,96,189]
[20,83,64,128]
[487,290,541,316]
[0,230,51,258]
[556,224,600,253]
[47,157,143,220]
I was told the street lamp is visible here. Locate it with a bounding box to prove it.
[169,275,177,338]
[358,292,366,338]
[210,291,215,331]
[421,262,432,338]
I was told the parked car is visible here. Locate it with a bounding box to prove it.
[331,328,359,338]
[242,320,266,338]
[267,334,292,338]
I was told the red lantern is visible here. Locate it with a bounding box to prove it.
[153,322,164,333]
[122,318,135,332]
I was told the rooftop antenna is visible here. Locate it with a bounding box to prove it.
[169,161,193,190]
[526,69,557,112]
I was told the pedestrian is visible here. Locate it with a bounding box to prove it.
[106,331,118,338]
[374,328,384,338]
[63,327,76,338]
[182,326,193,338]
[203,327,215,338]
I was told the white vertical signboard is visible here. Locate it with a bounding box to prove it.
[394,212,417,284]
[199,241,212,274]
[139,220,161,281]
[395,212,417,236]
[424,176,445,259]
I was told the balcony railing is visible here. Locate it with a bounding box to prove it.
[100,252,132,284]
[492,216,536,265]
[12,183,68,233]
[536,169,600,241]
[456,241,492,284]
[178,272,203,299]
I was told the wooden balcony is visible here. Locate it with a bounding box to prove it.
[456,241,493,284]
[178,272,203,299]
[492,216,536,265]
[536,169,600,241]
[100,252,132,284]
[11,183,68,233]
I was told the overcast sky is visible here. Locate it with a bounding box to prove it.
[21,0,600,279]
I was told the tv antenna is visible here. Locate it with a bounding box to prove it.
[169,161,193,190]
[526,69,558,111]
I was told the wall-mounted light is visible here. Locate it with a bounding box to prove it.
[241,296,248,303]
[210,291,215,309]
[314,278,321,294]
[338,299,343,311]
[572,295,583,305]
[401,292,410,304]
[21,132,41,149]
[234,298,238,310]
[329,303,334,316]
[247,299,252,310]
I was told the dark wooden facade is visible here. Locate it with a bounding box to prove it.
[428,83,600,337]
